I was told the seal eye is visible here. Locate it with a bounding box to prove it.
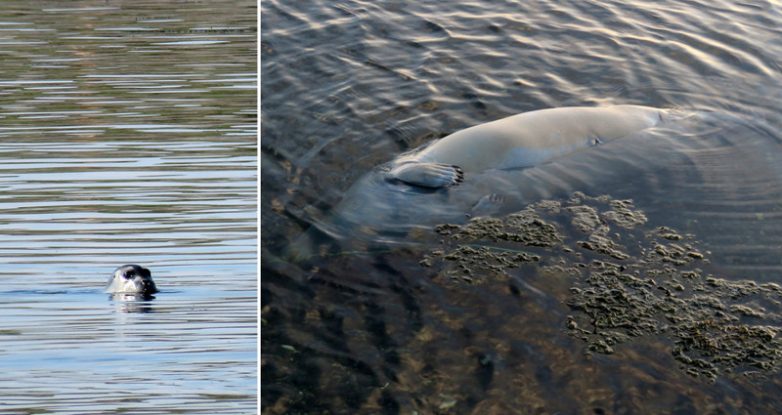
[123,272,134,280]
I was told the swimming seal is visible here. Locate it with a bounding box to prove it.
[288,104,679,260]
[106,264,158,295]
[386,105,665,188]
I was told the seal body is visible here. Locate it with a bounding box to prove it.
[106,264,158,295]
[387,105,664,188]
[290,105,673,259]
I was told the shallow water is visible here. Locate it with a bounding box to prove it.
[0,1,257,414]
[261,0,782,413]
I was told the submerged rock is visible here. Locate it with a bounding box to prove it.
[423,192,782,380]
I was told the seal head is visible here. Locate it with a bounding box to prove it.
[106,264,158,295]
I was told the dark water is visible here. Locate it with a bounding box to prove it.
[261,0,782,413]
[0,1,257,414]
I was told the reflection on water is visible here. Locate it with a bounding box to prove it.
[0,1,256,414]
[262,0,782,413]
[111,294,156,313]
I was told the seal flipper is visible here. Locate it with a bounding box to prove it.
[386,161,464,189]
[469,193,505,217]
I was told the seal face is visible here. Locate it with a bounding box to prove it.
[106,264,158,295]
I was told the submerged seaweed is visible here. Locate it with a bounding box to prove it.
[424,192,782,380]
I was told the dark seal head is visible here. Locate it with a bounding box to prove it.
[106,264,158,295]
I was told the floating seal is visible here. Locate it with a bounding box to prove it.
[386,105,665,188]
[289,105,678,259]
[106,264,158,296]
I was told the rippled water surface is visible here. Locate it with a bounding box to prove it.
[0,1,257,414]
[262,0,782,413]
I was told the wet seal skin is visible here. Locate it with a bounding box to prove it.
[106,264,158,299]
[423,192,782,381]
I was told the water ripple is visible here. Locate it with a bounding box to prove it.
[0,1,256,413]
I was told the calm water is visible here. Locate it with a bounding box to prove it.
[0,1,257,414]
[261,0,782,413]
